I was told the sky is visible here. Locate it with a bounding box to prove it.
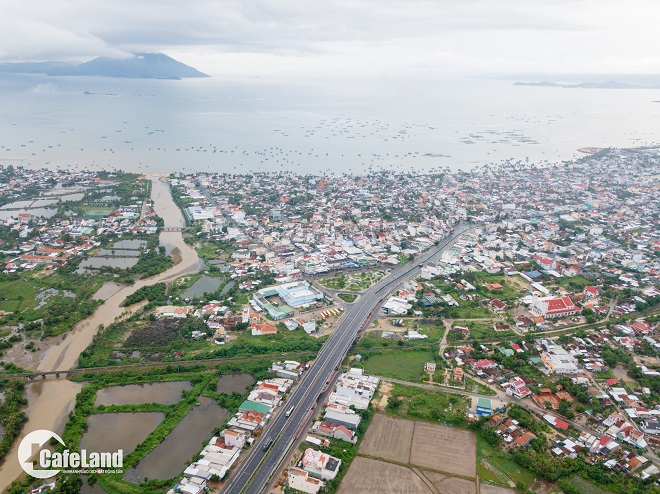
[2,0,660,79]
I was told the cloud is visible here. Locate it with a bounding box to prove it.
[0,0,659,77]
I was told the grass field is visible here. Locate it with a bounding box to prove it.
[564,476,615,494]
[476,274,526,301]
[466,378,497,396]
[0,279,39,313]
[338,293,358,303]
[387,383,469,426]
[361,348,434,382]
[79,206,114,220]
[453,303,493,319]
[477,435,535,488]
[453,321,518,341]
[556,275,594,291]
[0,273,108,336]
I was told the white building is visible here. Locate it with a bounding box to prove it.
[301,448,342,480]
[287,467,325,494]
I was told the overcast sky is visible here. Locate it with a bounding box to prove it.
[2,0,660,78]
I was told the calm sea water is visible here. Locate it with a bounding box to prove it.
[0,74,659,174]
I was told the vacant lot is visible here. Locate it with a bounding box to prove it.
[477,434,535,488]
[480,485,515,494]
[338,457,433,494]
[410,421,476,477]
[429,476,475,494]
[422,471,477,494]
[362,349,433,382]
[358,413,476,479]
[359,414,414,462]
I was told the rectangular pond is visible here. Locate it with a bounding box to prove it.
[80,257,139,269]
[80,412,165,455]
[95,381,192,406]
[215,373,255,394]
[124,397,227,483]
[181,275,224,299]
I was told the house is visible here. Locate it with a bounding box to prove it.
[485,283,503,291]
[544,414,569,431]
[583,286,599,299]
[301,448,342,480]
[312,420,357,443]
[330,369,379,410]
[472,359,497,371]
[324,409,361,429]
[513,432,535,448]
[530,296,579,318]
[251,322,277,336]
[287,467,325,494]
[506,377,532,399]
[642,419,660,435]
[156,306,192,319]
[453,367,464,383]
[538,341,580,375]
[476,398,493,416]
[425,362,436,373]
[222,429,247,449]
[213,327,226,344]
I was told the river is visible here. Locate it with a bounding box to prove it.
[0,176,202,492]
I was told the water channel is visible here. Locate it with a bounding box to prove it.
[0,176,203,491]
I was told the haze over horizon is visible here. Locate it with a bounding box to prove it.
[2,0,660,80]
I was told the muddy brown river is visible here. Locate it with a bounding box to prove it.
[0,176,202,491]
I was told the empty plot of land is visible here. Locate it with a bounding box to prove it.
[359,414,414,462]
[480,486,516,494]
[338,457,433,494]
[433,477,476,494]
[410,422,476,478]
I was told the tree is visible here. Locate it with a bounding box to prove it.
[558,399,574,419]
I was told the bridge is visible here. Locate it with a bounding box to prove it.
[1,352,318,381]
[7,371,70,380]
[160,226,186,232]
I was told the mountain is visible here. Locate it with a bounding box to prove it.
[0,53,209,79]
[514,80,657,89]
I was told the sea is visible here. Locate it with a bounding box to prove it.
[0,73,659,175]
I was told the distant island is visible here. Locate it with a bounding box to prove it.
[0,53,209,79]
[514,80,660,89]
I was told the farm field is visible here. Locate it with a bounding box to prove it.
[358,414,414,462]
[421,471,476,494]
[343,414,478,494]
[410,421,476,477]
[358,413,476,477]
[337,457,433,494]
[480,485,516,494]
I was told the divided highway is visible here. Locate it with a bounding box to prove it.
[222,222,471,494]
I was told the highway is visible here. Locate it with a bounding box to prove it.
[222,222,471,494]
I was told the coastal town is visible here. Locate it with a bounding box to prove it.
[0,146,659,494]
